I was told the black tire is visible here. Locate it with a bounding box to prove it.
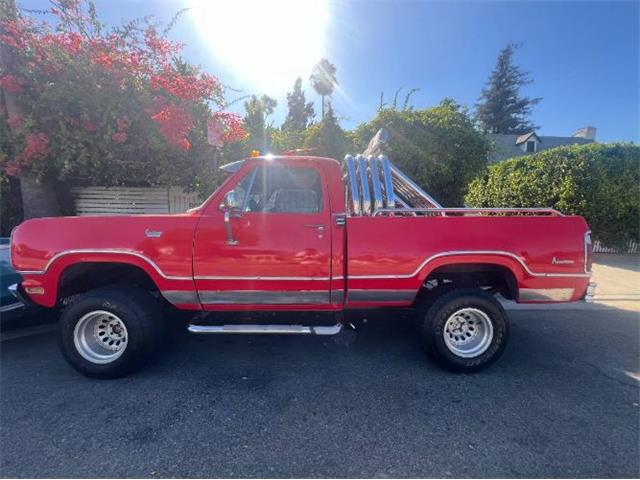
[59,286,164,379]
[421,288,509,373]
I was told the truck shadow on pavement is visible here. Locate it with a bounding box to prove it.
[1,306,638,478]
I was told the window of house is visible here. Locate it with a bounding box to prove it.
[238,165,323,214]
[526,140,536,153]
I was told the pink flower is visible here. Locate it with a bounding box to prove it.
[80,115,97,132]
[111,132,127,143]
[116,117,128,131]
[4,160,20,176]
[7,114,23,129]
[0,74,23,93]
[177,138,191,151]
[19,132,49,162]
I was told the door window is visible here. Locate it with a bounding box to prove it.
[241,165,323,214]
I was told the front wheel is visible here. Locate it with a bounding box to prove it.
[59,286,164,378]
[421,288,509,372]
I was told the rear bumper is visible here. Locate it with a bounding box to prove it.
[583,282,597,303]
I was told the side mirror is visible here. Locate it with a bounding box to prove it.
[221,190,239,211]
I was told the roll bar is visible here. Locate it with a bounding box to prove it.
[343,154,562,217]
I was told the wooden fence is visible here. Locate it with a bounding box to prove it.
[72,187,201,215]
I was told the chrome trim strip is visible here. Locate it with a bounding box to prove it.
[372,207,562,216]
[519,288,574,302]
[199,290,329,305]
[0,302,24,313]
[348,289,416,302]
[161,290,200,305]
[330,289,345,304]
[584,230,592,274]
[357,155,372,215]
[15,249,193,281]
[195,275,332,281]
[345,155,361,215]
[347,250,592,279]
[188,323,342,335]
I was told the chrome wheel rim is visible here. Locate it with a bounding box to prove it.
[73,310,128,364]
[443,308,494,358]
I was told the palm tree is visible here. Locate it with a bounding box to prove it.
[310,58,337,119]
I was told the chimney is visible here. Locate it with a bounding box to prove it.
[573,126,597,140]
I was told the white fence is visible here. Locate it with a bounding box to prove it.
[72,187,202,216]
[593,239,640,254]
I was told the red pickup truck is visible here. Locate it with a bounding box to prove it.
[10,153,595,378]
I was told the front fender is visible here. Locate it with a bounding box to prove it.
[18,250,191,308]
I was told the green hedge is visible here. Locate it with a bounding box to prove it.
[465,143,640,248]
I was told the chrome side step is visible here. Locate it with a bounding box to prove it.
[187,323,343,335]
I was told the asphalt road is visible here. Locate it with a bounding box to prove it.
[1,306,639,478]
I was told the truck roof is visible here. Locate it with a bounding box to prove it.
[220,155,340,174]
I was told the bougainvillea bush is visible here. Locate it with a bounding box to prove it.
[0,0,245,187]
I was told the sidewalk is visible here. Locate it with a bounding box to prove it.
[590,254,640,312]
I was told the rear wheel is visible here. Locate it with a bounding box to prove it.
[59,286,164,378]
[421,288,509,372]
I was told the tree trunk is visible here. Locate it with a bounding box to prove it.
[19,176,60,219]
[321,95,325,120]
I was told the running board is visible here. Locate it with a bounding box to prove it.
[187,323,343,335]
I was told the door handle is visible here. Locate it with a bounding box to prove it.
[303,224,325,229]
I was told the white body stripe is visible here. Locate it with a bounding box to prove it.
[16,248,591,281]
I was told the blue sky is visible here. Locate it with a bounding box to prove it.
[20,0,640,142]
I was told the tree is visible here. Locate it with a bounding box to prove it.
[310,58,337,119]
[243,94,277,152]
[378,87,420,111]
[475,42,541,134]
[0,0,245,222]
[352,99,490,206]
[465,143,640,248]
[302,105,351,161]
[282,77,314,132]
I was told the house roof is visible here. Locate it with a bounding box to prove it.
[515,131,541,145]
[488,133,594,163]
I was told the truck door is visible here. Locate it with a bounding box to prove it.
[193,161,333,309]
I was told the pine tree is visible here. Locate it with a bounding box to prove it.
[476,42,541,134]
[243,94,277,151]
[282,78,315,132]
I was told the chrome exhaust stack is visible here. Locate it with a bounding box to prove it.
[343,139,442,216]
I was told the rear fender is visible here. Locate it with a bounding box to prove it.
[416,253,526,284]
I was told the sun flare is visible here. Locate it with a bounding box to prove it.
[189,0,329,94]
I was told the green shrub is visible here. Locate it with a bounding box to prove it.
[465,143,640,247]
